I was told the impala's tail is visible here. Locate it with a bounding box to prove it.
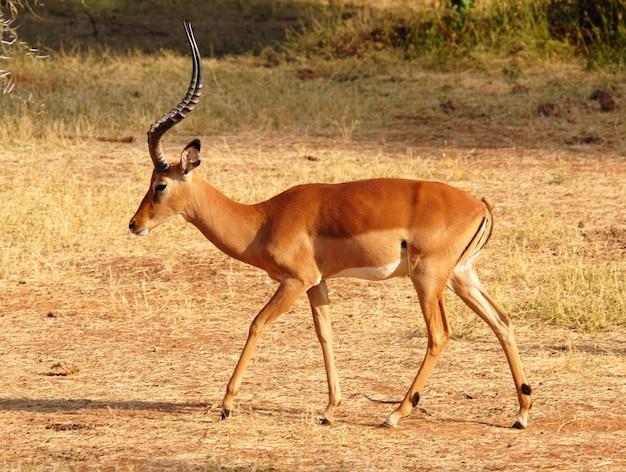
[478,197,494,250]
[454,197,494,269]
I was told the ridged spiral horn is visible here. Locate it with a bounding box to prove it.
[147,21,203,173]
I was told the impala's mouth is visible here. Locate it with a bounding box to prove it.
[129,223,149,236]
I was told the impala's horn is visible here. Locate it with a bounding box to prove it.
[147,21,203,173]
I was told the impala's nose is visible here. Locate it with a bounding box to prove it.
[129,221,149,236]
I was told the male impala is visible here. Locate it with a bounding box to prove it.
[129,22,532,428]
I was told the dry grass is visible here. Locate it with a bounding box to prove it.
[1,19,625,468]
[1,132,625,470]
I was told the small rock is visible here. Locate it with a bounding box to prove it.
[47,361,80,376]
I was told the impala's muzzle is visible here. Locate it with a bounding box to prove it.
[128,220,148,236]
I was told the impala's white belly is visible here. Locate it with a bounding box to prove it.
[316,231,410,281]
[332,258,408,281]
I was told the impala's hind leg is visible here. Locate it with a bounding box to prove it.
[384,268,451,427]
[448,256,532,428]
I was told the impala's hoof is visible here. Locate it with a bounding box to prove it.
[221,409,232,420]
[320,418,332,426]
[380,420,397,428]
[380,412,399,428]
[512,421,526,429]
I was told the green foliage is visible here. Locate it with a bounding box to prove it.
[282,0,625,67]
[451,0,476,24]
[15,1,625,67]
[548,0,626,67]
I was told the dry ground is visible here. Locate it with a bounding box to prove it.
[0,132,625,470]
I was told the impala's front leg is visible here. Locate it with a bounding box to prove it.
[222,278,306,419]
[307,281,342,424]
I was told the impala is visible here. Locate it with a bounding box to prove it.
[129,22,532,428]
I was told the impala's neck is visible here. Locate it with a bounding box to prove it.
[184,174,266,265]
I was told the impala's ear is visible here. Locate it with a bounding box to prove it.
[180,139,202,174]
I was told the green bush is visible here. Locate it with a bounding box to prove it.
[283,0,625,67]
[548,0,626,66]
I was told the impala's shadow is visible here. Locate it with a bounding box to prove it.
[0,398,515,430]
[0,398,212,414]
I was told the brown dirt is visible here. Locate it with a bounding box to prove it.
[1,138,625,470]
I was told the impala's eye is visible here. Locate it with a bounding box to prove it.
[155,183,167,192]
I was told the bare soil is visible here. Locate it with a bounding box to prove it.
[1,137,625,471]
